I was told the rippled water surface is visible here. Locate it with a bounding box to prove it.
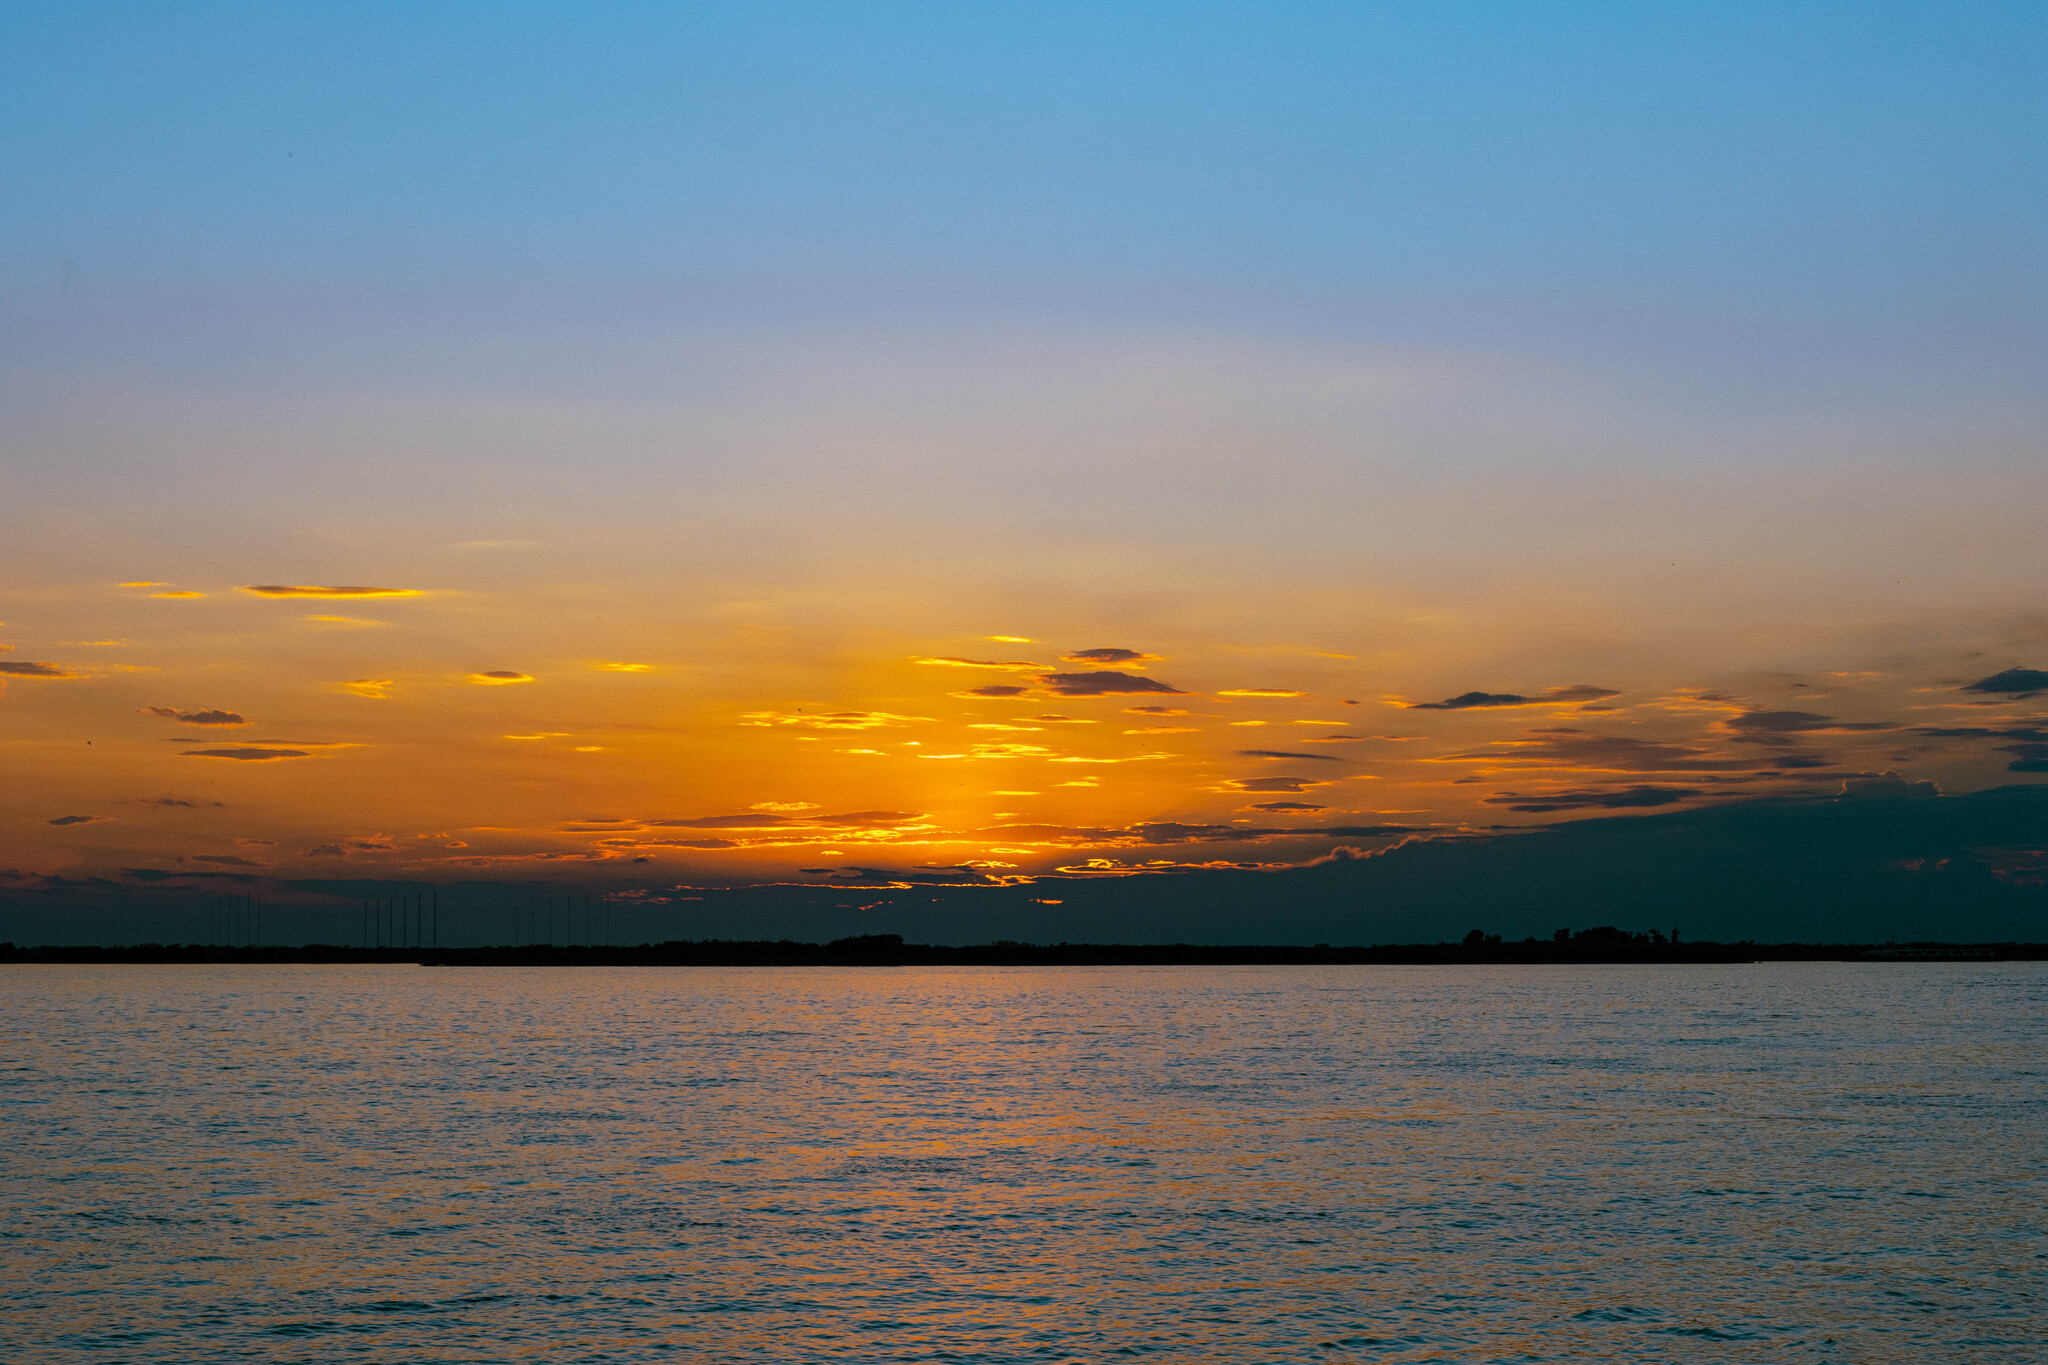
[2,963,2044,1362]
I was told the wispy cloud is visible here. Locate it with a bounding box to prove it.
[647,809,925,831]
[1239,749,1342,762]
[922,742,1055,760]
[1542,685,1623,703]
[241,585,424,598]
[0,661,79,678]
[742,710,931,729]
[180,748,313,761]
[1961,667,2048,698]
[1408,685,1622,710]
[1434,726,1797,773]
[1717,710,1898,743]
[142,706,247,726]
[1481,785,1704,812]
[1408,690,1531,710]
[1035,670,1185,697]
[914,656,1043,670]
[469,671,534,685]
[1226,776,1330,793]
[973,819,1416,848]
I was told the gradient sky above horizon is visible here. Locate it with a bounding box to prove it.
[4,2,2045,889]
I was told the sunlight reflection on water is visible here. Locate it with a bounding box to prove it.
[1,963,2043,1362]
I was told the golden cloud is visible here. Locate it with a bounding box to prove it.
[343,679,393,698]
[150,591,205,599]
[1219,688,1308,698]
[1226,776,1330,792]
[742,710,930,729]
[595,662,655,672]
[602,809,939,851]
[1049,751,1174,764]
[913,656,1044,670]
[470,671,534,685]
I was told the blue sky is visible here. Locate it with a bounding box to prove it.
[6,1,2042,318]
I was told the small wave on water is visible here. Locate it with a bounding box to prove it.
[1,962,2043,1362]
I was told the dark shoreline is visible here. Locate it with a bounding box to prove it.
[2,937,2040,966]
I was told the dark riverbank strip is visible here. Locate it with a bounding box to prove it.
[2,934,2041,965]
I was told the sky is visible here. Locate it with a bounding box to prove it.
[4,3,2046,936]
